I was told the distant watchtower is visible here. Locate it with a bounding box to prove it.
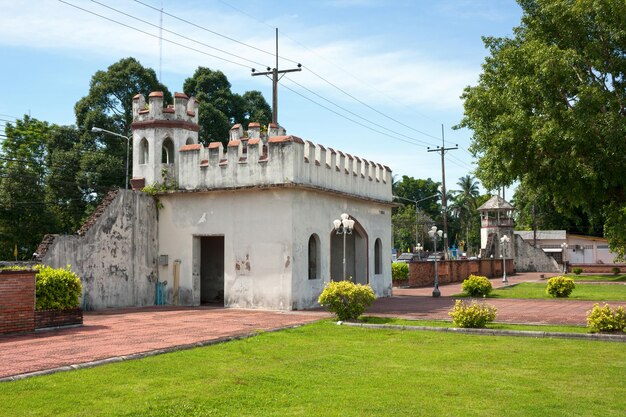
[130,92,199,189]
[478,195,515,258]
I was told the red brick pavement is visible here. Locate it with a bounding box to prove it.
[0,306,326,379]
[381,272,626,325]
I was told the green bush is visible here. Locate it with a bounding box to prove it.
[572,267,583,275]
[318,281,376,321]
[586,303,626,333]
[36,265,82,310]
[392,262,409,282]
[461,274,493,297]
[546,276,575,298]
[448,299,497,328]
[612,267,620,276]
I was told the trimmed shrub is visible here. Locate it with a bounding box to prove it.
[448,299,497,328]
[546,276,575,298]
[36,265,82,311]
[612,267,620,276]
[461,274,493,297]
[572,267,583,275]
[392,262,409,282]
[586,303,626,333]
[318,281,376,321]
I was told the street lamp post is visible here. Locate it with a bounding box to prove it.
[561,242,568,273]
[500,234,510,284]
[428,225,443,297]
[91,127,130,190]
[416,243,423,260]
[333,213,355,281]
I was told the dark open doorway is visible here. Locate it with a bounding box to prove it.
[200,236,224,305]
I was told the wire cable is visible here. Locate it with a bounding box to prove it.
[133,0,298,65]
[90,0,270,68]
[58,0,253,69]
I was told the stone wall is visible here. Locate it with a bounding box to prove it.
[0,270,35,335]
[514,235,560,272]
[405,259,514,287]
[42,190,159,310]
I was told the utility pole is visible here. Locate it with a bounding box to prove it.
[251,28,301,125]
[427,125,458,259]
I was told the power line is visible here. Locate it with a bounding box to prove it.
[58,0,254,69]
[281,83,426,148]
[284,77,435,148]
[133,0,299,65]
[89,0,270,68]
[304,66,442,143]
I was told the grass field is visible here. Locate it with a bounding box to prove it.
[1,321,625,417]
[568,274,626,282]
[359,316,591,333]
[481,282,626,301]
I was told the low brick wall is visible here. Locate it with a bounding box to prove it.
[569,264,626,274]
[35,308,83,329]
[403,259,514,288]
[0,270,36,335]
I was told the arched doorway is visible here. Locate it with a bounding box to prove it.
[330,216,368,284]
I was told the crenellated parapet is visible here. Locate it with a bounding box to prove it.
[130,89,392,202]
[132,91,199,129]
[176,125,392,202]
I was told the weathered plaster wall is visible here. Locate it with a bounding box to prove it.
[157,187,393,311]
[157,189,295,310]
[291,190,392,309]
[42,190,159,310]
[513,235,560,272]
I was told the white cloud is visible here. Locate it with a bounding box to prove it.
[0,0,477,111]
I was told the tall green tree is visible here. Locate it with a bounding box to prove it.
[450,175,481,253]
[75,58,172,195]
[183,67,271,145]
[392,176,441,251]
[458,0,626,257]
[0,116,55,259]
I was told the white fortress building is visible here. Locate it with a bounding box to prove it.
[42,90,394,310]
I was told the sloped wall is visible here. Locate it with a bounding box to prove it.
[514,235,560,272]
[42,190,159,310]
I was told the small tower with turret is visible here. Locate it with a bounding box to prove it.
[477,195,515,258]
[130,91,199,189]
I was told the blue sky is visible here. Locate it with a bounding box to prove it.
[0,0,523,192]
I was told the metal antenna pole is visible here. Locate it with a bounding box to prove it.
[428,124,458,260]
[251,28,301,125]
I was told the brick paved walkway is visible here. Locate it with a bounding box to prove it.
[0,307,326,379]
[2,272,625,380]
[378,272,626,325]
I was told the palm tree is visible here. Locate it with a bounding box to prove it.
[453,175,480,254]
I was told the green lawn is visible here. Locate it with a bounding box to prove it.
[568,274,626,282]
[1,321,625,417]
[359,316,591,333]
[477,282,626,301]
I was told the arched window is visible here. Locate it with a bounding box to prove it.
[308,234,320,280]
[162,138,175,164]
[185,137,195,145]
[374,238,382,275]
[139,138,149,164]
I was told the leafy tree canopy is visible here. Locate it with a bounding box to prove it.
[75,57,171,136]
[183,67,271,145]
[458,0,626,257]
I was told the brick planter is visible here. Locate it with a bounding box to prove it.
[0,270,36,335]
[35,308,83,329]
